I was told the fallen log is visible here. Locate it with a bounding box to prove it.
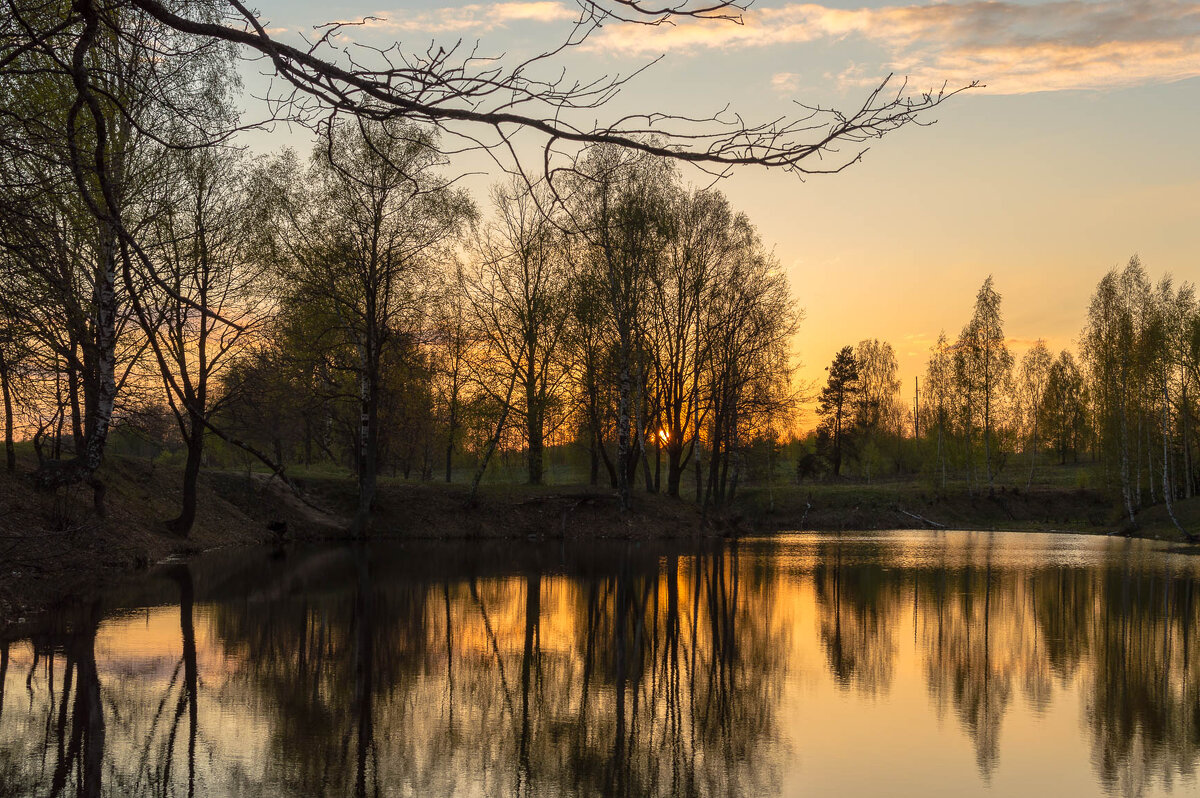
[899,508,947,529]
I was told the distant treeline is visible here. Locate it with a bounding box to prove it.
[809,261,1199,530]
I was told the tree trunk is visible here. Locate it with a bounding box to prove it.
[727,449,741,505]
[1182,380,1193,499]
[666,443,683,498]
[589,428,600,486]
[352,360,378,537]
[1027,415,1038,490]
[445,401,457,483]
[1146,416,1157,504]
[168,414,205,537]
[1162,383,1193,540]
[984,390,994,495]
[587,394,617,488]
[653,438,661,492]
[832,409,843,477]
[1120,397,1136,524]
[1135,414,1144,508]
[470,374,518,503]
[0,349,14,473]
[0,642,7,725]
[527,408,543,486]
[68,348,84,456]
[964,393,975,497]
[616,356,633,510]
[82,236,118,516]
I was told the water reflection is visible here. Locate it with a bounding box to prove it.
[1,533,1198,797]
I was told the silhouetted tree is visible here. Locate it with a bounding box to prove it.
[818,346,859,477]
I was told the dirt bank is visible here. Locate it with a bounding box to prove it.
[0,456,727,624]
[3,456,1197,628]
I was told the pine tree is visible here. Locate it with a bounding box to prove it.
[818,346,860,477]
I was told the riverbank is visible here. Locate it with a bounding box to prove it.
[0,455,723,622]
[2,454,1197,624]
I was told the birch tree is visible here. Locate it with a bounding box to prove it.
[1082,258,1146,523]
[1019,339,1052,488]
[960,276,1013,495]
[566,146,674,510]
[853,338,902,481]
[922,331,954,489]
[266,120,473,533]
[1042,350,1086,465]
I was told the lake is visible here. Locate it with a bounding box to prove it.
[1,531,1197,797]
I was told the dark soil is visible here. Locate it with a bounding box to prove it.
[3,454,1197,631]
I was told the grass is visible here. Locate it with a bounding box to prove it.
[210,452,1195,539]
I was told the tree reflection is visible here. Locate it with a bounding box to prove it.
[199,541,788,797]
[1084,563,1200,795]
[2,536,1200,798]
[0,603,105,798]
[813,537,902,695]
[920,558,1014,777]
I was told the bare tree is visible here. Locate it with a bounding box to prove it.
[146,149,267,536]
[647,187,735,497]
[263,119,472,533]
[701,225,797,508]
[566,146,674,509]
[429,274,474,483]
[462,180,572,485]
[1,0,239,506]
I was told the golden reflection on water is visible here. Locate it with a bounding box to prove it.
[1,532,1198,798]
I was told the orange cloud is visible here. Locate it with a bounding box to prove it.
[360,1,576,33]
[590,1,1200,94]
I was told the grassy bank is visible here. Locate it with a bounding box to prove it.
[2,452,1198,623]
[740,480,1199,539]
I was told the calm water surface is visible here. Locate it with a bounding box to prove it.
[2,531,1199,797]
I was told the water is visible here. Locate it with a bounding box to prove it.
[1,531,1198,798]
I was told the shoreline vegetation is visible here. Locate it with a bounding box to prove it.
[3,451,1197,629]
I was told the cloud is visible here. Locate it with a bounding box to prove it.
[771,71,801,92]
[357,2,576,33]
[590,1,1200,94]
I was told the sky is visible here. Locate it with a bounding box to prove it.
[244,0,1200,424]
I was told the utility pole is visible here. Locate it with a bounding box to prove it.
[914,376,920,440]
